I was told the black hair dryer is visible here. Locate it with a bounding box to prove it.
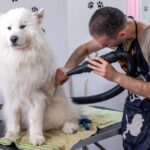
[67,51,136,104]
[67,51,135,76]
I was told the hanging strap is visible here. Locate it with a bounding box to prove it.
[116,17,138,73]
[117,17,138,51]
[131,18,138,38]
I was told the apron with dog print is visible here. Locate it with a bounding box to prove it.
[118,19,150,150]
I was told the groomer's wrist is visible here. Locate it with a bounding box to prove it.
[63,66,72,73]
[64,64,76,71]
[113,72,124,84]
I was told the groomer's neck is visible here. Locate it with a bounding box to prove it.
[126,18,150,40]
[125,19,137,39]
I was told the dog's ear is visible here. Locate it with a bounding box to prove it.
[33,8,44,24]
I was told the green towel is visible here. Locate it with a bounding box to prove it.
[0,106,122,150]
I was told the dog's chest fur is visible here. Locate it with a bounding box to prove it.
[0,48,52,97]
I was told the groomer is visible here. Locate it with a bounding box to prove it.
[55,6,150,150]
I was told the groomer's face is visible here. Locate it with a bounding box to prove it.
[92,30,127,48]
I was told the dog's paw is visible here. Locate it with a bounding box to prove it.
[5,131,19,139]
[29,134,45,146]
[62,122,79,134]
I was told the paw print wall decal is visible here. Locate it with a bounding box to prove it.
[144,6,148,12]
[32,6,38,12]
[97,1,104,8]
[12,0,18,2]
[41,28,46,33]
[88,1,94,9]
[87,1,104,9]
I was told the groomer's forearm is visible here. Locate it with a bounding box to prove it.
[65,45,89,69]
[114,73,150,98]
[65,40,103,69]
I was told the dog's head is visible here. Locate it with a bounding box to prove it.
[0,8,44,50]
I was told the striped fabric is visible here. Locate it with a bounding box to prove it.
[0,106,122,150]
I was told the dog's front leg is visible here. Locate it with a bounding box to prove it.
[28,92,46,146]
[4,101,20,139]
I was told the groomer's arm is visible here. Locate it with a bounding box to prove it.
[65,39,102,69]
[55,40,104,86]
[88,57,150,98]
[114,73,150,98]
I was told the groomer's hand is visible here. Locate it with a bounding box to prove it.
[87,57,119,81]
[55,67,70,86]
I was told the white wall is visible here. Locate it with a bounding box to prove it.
[67,1,126,150]
[0,0,68,66]
[67,0,127,111]
[0,0,127,110]
[0,0,68,104]
[140,0,150,21]
[0,1,127,149]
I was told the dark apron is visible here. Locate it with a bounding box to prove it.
[118,25,150,149]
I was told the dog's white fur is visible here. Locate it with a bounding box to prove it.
[0,8,80,145]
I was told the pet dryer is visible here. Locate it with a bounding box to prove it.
[67,50,136,104]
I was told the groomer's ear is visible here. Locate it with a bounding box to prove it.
[32,8,44,24]
[118,30,126,39]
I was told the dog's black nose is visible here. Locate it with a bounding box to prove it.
[10,36,18,44]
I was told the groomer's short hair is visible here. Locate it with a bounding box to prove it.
[89,7,127,37]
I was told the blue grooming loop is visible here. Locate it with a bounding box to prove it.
[79,118,92,130]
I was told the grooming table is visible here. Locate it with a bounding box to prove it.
[0,105,122,150]
[71,106,122,150]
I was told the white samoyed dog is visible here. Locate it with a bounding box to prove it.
[0,8,80,145]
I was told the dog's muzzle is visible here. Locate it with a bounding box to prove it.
[10,35,18,44]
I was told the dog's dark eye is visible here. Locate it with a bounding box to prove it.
[7,26,11,30]
[20,25,26,29]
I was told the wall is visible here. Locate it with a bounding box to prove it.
[126,0,140,19]
[140,0,150,21]
[67,0,127,111]
[0,0,127,110]
[67,1,126,149]
[0,0,68,104]
[0,1,127,149]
